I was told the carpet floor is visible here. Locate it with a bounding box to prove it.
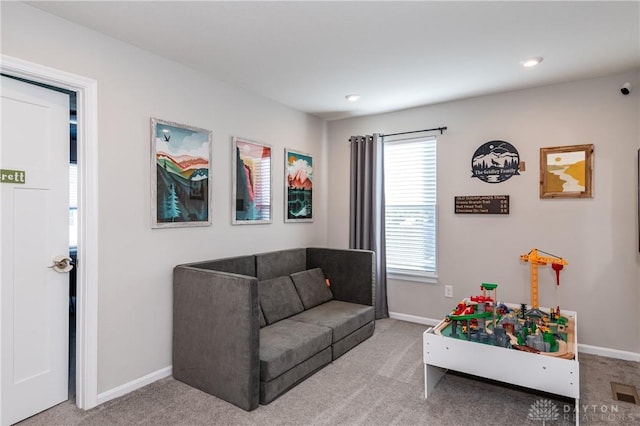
[18,319,640,425]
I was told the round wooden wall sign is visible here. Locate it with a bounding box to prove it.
[471,140,520,183]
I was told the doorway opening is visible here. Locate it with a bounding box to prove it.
[68,92,78,400]
[1,55,99,412]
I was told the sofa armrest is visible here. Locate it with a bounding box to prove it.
[306,248,375,307]
[173,266,260,411]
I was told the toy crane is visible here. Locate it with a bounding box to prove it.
[519,248,567,317]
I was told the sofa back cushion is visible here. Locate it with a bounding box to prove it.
[255,248,306,280]
[259,276,304,324]
[290,268,333,309]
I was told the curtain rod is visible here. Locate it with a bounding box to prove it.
[348,126,447,142]
[382,126,447,138]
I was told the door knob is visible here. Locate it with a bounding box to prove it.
[49,255,73,273]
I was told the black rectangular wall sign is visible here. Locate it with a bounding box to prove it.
[455,195,509,214]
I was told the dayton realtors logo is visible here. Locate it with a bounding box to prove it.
[528,399,560,424]
[528,399,637,424]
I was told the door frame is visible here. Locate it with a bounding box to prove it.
[1,55,99,410]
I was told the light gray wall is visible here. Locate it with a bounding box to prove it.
[1,3,328,393]
[328,71,640,353]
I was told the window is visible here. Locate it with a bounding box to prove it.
[384,136,437,281]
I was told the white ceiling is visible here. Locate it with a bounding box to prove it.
[27,1,640,121]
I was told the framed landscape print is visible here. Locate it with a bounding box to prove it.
[232,137,272,224]
[285,148,313,222]
[540,144,593,199]
[151,118,212,228]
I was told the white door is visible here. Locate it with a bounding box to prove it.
[1,76,70,425]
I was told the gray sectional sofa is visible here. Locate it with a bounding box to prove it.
[173,247,375,411]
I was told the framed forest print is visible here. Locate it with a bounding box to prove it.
[540,144,593,199]
[285,148,313,222]
[151,118,212,228]
[232,137,272,224]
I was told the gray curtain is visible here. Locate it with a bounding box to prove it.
[349,134,388,319]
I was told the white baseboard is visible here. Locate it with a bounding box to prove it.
[96,366,172,406]
[577,344,640,362]
[389,312,640,362]
[388,311,440,327]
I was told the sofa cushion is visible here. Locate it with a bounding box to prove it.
[290,300,374,343]
[332,321,375,360]
[260,347,331,404]
[290,268,333,309]
[259,276,304,324]
[259,319,332,381]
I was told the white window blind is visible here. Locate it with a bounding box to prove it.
[384,136,437,277]
[255,155,271,220]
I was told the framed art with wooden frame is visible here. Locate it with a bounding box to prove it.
[285,148,313,223]
[539,144,593,199]
[151,118,212,228]
[232,137,272,224]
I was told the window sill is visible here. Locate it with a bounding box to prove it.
[387,270,438,284]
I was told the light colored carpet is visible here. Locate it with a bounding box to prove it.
[19,319,640,425]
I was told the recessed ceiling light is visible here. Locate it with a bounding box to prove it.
[345,94,360,102]
[522,57,543,68]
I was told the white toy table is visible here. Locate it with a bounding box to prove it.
[423,305,579,423]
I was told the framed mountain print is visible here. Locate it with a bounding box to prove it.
[232,137,272,224]
[151,118,212,228]
[285,148,313,222]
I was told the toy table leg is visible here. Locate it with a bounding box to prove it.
[423,363,447,399]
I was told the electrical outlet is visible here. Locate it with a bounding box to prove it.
[444,285,453,298]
